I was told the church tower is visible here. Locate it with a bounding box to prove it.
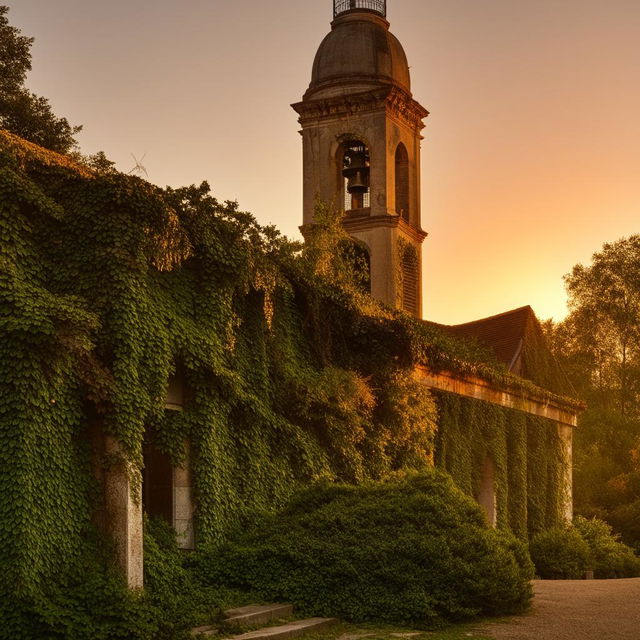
[293,0,429,317]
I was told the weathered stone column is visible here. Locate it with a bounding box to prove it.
[174,442,195,550]
[477,457,498,527]
[104,435,144,589]
[557,423,574,522]
[165,375,195,549]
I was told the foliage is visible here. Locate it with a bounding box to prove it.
[573,516,640,579]
[530,517,640,580]
[0,129,571,636]
[435,393,567,540]
[564,236,640,418]
[195,472,534,628]
[529,527,592,580]
[545,236,640,545]
[143,518,202,638]
[302,198,371,294]
[0,532,158,640]
[0,6,81,152]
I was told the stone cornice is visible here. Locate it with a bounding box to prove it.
[300,213,428,244]
[342,210,428,243]
[292,86,429,132]
[414,365,584,427]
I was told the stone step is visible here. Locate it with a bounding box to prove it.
[191,625,218,637]
[224,604,295,628]
[226,618,338,640]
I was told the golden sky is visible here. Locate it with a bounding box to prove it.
[7,0,640,325]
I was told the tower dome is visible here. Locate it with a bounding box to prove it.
[306,5,411,100]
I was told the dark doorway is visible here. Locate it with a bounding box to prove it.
[142,434,173,524]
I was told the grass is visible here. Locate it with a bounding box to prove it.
[296,622,495,640]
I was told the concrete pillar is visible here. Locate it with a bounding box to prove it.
[104,435,144,589]
[557,423,574,522]
[478,457,498,527]
[173,442,195,550]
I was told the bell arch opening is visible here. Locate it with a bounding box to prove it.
[340,140,371,212]
[395,143,410,222]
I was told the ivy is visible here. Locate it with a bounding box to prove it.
[434,392,566,539]
[0,129,572,637]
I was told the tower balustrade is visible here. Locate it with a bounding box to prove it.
[333,0,386,18]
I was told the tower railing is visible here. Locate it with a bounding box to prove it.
[333,0,386,18]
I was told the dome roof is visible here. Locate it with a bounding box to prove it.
[306,11,411,100]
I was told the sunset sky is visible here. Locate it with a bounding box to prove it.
[7,0,639,325]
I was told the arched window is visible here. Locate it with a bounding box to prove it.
[400,244,419,315]
[395,143,409,222]
[341,140,370,211]
[351,240,371,293]
[337,238,371,293]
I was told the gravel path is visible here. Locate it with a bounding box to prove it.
[480,579,640,640]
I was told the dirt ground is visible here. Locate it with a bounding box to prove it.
[479,579,640,640]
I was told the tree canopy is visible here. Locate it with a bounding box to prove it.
[0,5,81,153]
[547,235,640,546]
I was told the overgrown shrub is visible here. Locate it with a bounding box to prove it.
[194,471,534,628]
[573,516,640,579]
[0,521,256,640]
[143,518,203,639]
[530,518,640,580]
[0,533,158,640]
[530,527,592,579]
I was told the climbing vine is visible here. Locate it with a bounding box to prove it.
[434,393,567,539]
[0,130,574,637]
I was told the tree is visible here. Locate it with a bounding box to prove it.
[564,235,640,417]
[548,236,640,545]
[0,5,81,153]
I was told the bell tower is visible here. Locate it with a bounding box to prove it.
[293,0,429,317]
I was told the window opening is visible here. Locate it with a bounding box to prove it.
[395,143,409,222]
[342,141,370,211]
[401,246,419,315]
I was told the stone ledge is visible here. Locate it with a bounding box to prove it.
[414,365,582,427]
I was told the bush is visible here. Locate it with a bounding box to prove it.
[0,521,250,640]
[194,471,534,628]
[530,527,592,579]
[530,518,640,580]
[573,516,640,579]
[0,534,159,640]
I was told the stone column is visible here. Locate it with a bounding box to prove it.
[477,457,498,527]
[104,435,144,589]
[557,423,574,522]
[173,442,195,550]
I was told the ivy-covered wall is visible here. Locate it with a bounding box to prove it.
[0,130,573,625]
[434,393,567,539]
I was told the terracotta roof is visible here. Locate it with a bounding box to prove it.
[444,306,536,372]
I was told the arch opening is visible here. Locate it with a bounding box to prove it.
[340,238,371,293]
[341,140,371,211]
[395,143,410,222]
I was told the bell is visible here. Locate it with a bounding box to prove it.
[344,170,368,194]
[342,147,370,194]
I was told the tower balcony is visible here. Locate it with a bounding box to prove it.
[333,0,386,18]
